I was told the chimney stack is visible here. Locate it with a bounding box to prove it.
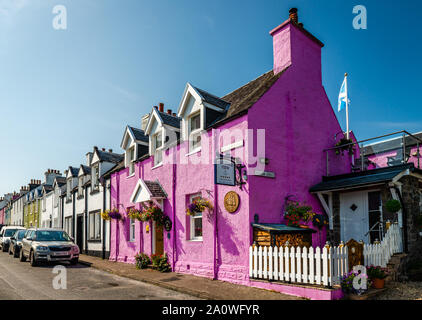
[167,109,172,115]
[289,8,298,24]
[159,102,164,112]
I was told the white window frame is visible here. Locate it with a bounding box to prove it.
[128,147,135,176]
[189,193,203,241]
[93,165,100,190]
[153,131,163,167]
[78,177,84,197]
[188,112,202,153]
[66,179,72,202]
[129,218,136,242]
[65,216,72,237]
[88,211,101,241]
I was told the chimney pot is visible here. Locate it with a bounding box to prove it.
[102,148,106,151]
[159,103,164,112]
[289,8,298,24]
[109,149,113,153]
[167,109,172,115]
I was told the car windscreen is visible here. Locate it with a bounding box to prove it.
[16,230,26,240]
[4,229,18,237]
[35,230,71,242]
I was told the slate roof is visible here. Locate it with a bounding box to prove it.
[54,176,66,187]
[129,126,149,143]
[309,163,420,193]
[96,149,124,164]
[68,166,79,177]
[102,160,125,179]
[193,86,231,110]
[80,165,91,175]
[157,111,181,129]
[209,68,287,127]
[144,181,167,198]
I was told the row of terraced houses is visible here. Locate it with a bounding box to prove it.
[1,9,422,299]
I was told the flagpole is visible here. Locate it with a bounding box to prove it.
[345,73,349,140]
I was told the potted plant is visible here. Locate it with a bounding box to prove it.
[367,265,388,289]
[135,253,151,269]
[340,270,370,298]
[141,203,165,225]
[335,138,354,156]
[385,199,401,214]
[283,202,314,227]
[186,198,213,216]
[150,253,162,268]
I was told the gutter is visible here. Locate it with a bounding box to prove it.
[85,186,88,254]
[213,180,218,280]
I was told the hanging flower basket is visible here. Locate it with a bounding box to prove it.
[127,208,142,221]
[100,210,111,221]
[141,203,165,225]
[186,198,213,216]
[335,138,354,156]
[108,207,123,221]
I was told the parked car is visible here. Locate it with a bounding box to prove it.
[8,229,27,258]
[0,226,26,252]
[20,228,79,267]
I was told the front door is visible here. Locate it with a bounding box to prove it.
[76,215,83,251]
[340,191,369,243]
[154,222,164,255]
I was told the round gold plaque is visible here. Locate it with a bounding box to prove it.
[224,191,240,213]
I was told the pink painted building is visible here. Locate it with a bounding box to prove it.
[107,9,351,299]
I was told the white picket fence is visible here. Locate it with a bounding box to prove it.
[249,244,349,287]
[363,223,403,268]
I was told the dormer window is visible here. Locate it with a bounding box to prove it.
[93,165,100,190]
[189,112,201,152]
[78,177,83,197]
[128,147,135,175]
[66,179,72,201]
[153,132,163,166]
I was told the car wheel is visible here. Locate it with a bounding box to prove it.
[70,258,78,265]
[2,245,7,252]
[29,250,38,267]
[13,248,19,258]
[19,249,27,262]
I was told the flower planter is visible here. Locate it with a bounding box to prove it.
[372,278,385,289]
[299,224,309,229]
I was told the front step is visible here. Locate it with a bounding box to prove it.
[385,253,408,282]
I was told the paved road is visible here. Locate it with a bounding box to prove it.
[0,251,198,300]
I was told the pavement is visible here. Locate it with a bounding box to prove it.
[0,251,197,300]
[78,254,303,300]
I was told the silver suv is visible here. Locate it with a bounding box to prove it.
[20,228,79,267]
[0,226,26,252]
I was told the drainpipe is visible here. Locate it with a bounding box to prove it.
[116,174,120,261]
[84,186,88,254]
[394,186,409,253]
[72,192,75,238]
[172,163,177,271]
[213,181,218,280]
[102,181,106,259]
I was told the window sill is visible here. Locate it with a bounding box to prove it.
[151,163,163,170]
[185,148,202,157]
[188,238,203,242]
[87,239,101,243]
[90,189,100,196]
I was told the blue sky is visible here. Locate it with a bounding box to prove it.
[0,0,421,195]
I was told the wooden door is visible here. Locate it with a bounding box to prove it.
[155,223,164,255]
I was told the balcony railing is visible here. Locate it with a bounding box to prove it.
[324,130,422,176]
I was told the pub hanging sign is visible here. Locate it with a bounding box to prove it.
[214,154,236,186]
